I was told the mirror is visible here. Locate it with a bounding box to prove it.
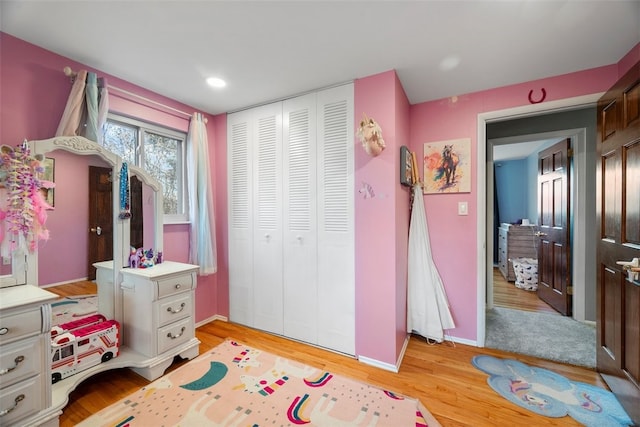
[24,136,163,289]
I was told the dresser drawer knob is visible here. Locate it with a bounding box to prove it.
[167,302,186,314]
[0,356,25,375]
[167,326,186,339]
[174,284,182,289]
[0,327,8,336]
[0,394,25,417]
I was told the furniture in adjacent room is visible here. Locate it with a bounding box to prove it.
[227,84,355,355]
[0,135,200,425]
[498,223,537,282]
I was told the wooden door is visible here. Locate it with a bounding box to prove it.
[536,139,571,315]
[596,61,640,425]
[88,166,113,280]
[129,175,143,249]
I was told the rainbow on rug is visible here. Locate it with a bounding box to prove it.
[78,339,440,426]
[51,294,98,326]
[472,355,632,427]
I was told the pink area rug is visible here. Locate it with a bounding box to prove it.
[51,294,98,326]
[77,339,440,426]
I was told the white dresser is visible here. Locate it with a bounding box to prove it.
[109,261,200,380]
[0,285,58,427]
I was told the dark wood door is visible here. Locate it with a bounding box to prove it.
[596,61,640,425]
[88,166,113,280]
[129,175,143,249]
[537,138,571,315]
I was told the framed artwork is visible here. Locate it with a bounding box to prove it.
[423,138,471,194]
[400,145,413,186]
[40,157,55,207]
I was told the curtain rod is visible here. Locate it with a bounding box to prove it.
[63,66,207,123]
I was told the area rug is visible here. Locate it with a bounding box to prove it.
[51,294,98,327]
[485,307,596,367]
[77,339,440,426]
[472,355,632,427]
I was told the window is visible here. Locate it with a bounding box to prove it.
[103,114,188,223]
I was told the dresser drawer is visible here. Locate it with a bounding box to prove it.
[0,308,42,345]
[157,317,193,354]
[0,336,43,389]
[156,293,192,327]
[157,274,194,299]
[0,374,43,426]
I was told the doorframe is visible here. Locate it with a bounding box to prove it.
[476,93,603,347]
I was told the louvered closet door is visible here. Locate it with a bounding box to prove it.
[283,93,318,343]
[227,110,254,327]
[316,84,355,355]
[252,103,284,335]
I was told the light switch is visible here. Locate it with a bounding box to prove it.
[458,201,468,216]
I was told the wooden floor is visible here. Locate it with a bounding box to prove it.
[492,267,559,314]
[48,282,603,427]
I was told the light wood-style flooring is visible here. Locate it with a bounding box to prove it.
[492,267,558,314]
[48,281,601,426]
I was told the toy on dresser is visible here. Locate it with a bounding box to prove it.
[129,246,162,268]
[50,314,120,384]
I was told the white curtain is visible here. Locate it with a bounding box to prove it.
[186,113,217,275]
[407,183,455,342]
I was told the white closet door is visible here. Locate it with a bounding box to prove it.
[316,84,355,355]
[227,110,254,327]
[282,93,318,343]
[252,103,284,335]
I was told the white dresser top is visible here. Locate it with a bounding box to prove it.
[0,284,58,311]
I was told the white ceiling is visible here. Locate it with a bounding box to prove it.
[1,1,639,116]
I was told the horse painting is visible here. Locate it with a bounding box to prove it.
[423,139,469,194]
[441,144,459,186]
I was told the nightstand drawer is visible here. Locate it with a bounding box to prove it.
[157,317,193,354]
[0,336,43,389]
[0,309,42,345]
[157,274,194,299]
[157,293,192,327]
[0,374,43,425]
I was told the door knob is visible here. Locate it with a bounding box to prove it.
[534,231,547,237]
[90,226,102,236]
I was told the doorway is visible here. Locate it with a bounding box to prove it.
[476,94,601,348]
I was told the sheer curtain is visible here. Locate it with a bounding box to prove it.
[407,183,456,342]
[56,70,109,141]
[186,113,217,275]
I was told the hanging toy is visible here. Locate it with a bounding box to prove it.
[118,162,131,219]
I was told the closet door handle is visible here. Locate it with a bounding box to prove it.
[534,231,547,237]
[0,356,24,375]
[90,226,102,236]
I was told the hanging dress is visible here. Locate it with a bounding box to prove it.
[407,183,456,342]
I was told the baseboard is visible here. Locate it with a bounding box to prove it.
[196,314,227,328]
[446,335,477,347]
[357,335,410,373]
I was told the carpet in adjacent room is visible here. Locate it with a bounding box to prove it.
[485,306,595,368]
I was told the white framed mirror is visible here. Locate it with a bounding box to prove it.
[25,135,163,321]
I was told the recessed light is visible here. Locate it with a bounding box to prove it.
[206,77,226,88]
[439,55,461,71]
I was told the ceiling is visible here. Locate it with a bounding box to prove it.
[1,1,639,116]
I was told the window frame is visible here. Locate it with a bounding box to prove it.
[105,113,189,224]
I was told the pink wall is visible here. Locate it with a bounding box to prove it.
[0,33,222,323]
[3,31,637,362]
[354,70,411,365]
[408,64,622,342]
